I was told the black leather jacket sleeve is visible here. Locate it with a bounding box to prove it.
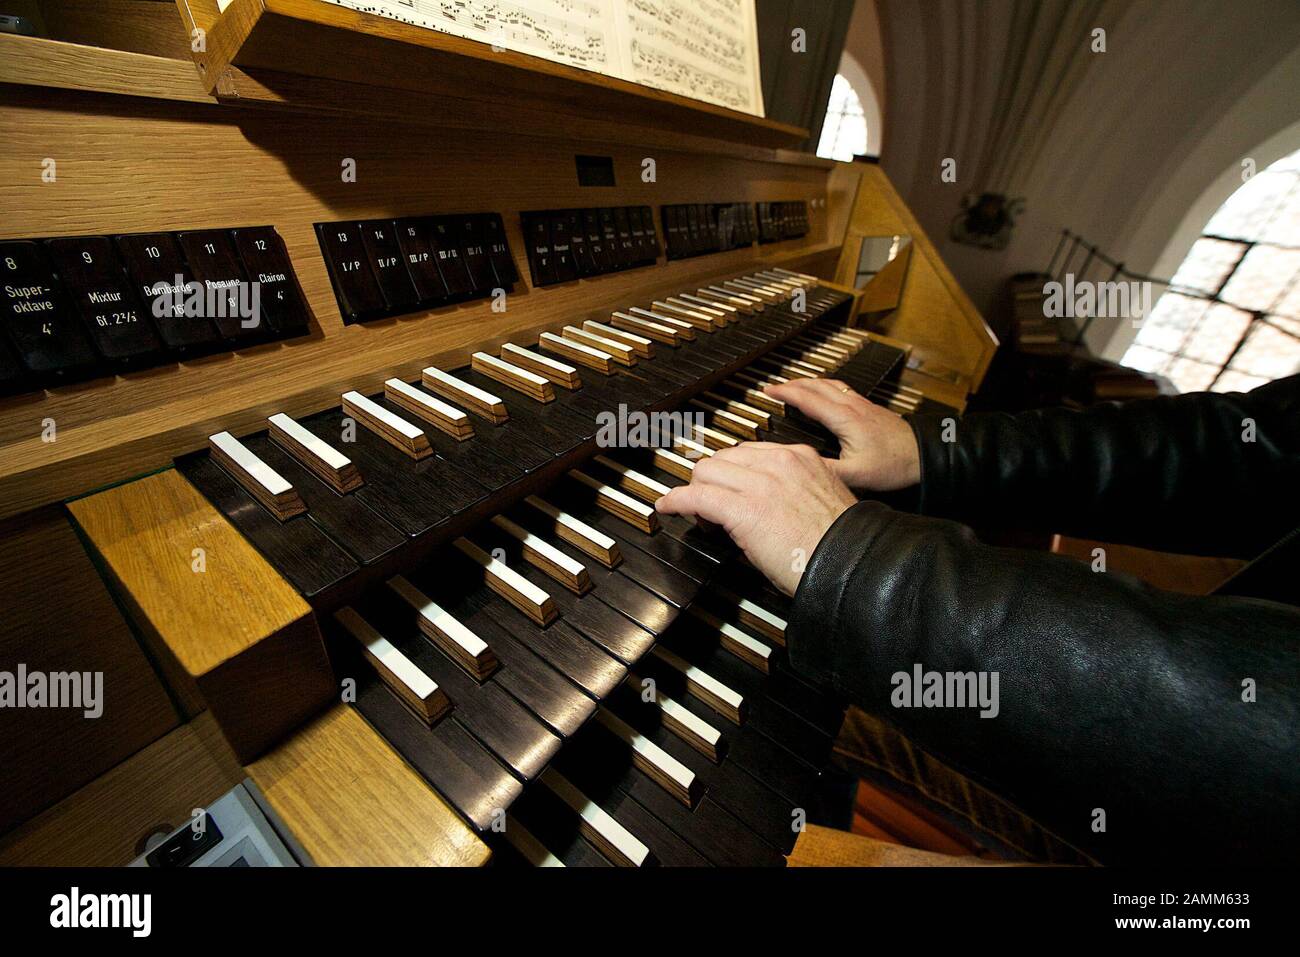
[906,374,1300,558]
[788,501,1300,864]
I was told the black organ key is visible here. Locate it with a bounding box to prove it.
[300,409,453,538]
[116,233,216,351]
[547,213,578,283]
[554,727,784,867]
[357,220,419,311]
[393,218,450,303]
[358,596,561,781]
[455,216,496,292]
[0,240,98,376]
[316,222,386,322]
[432,556,621,695]
[349,667,522,832]
[506,790,614,867]
[372,390,522,492]
[176,230,263,341]
[242,433,405,566]
[482,213,519,286]
[415,565,596,739]
[472,586,629,699]
[44,236,162,364]
[230,226,310,334]
[429,218,473,297]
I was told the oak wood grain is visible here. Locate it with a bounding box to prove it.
[246,705,491,867]
[66,469,335,761]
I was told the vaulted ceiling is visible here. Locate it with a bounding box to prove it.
[849,0,1300,353]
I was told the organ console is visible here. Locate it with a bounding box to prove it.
[0,0,995,868]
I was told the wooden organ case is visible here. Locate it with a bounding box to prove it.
[0,0,996,867]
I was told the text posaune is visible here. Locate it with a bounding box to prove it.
[50,887,151,937]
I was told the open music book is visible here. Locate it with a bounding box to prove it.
[215,0,766,117]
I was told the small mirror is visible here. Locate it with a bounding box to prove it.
[854,234,913,311]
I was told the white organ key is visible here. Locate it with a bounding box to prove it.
[208,430,306,521]
[688,606,773,673]
[594,707,697,807]
[501,343,582,389]
[267,412,362,494]
[386,574,498,679]
[490,514,591,595]
[563,325,637,365]
[454,536,557,626]
[334,607,450,725]
[421,366,509,423]
[523,494,622,567]
[502,817,566,868]
[341,390,431,459]
[625,672,722,761]
[568,468,657,533]
[650,645,745,725]
[540,768,650,867]
[592,454,672,503]
[472,351,555,403]
[383,378,474,440]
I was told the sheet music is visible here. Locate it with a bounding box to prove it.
[281,0,765,117]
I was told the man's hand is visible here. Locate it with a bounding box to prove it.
[765,379,921,491]
[656,442,857,596]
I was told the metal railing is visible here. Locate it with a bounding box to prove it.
[1041,229,1181,346]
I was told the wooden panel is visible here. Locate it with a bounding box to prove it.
[0,712,243,866]
[787,824,1004,867]
[832,163,998,397]
[247,705,491,867]
[1053,536,1245,596]
[16,0,196,59]
[0,506,179,832]
[0,86,835,518]
[0,32,214,103]
[67,469,335,762]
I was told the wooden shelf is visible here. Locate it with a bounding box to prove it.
[0,32,214,104]
[195,0,808,150]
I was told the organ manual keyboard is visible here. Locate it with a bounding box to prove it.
[0,0,995,868]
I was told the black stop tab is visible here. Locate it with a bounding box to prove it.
[0,240,98,376]
[44,236,162,364]
[116,232,219,350]
[358,220,419,311]
[231,226,310,334]
[177,230,262,341]
[316,222,386,323]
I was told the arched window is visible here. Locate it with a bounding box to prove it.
[817,74,870,162]
[1122,150,1300,393]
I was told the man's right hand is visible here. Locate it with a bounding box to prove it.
[765,378,922,491]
